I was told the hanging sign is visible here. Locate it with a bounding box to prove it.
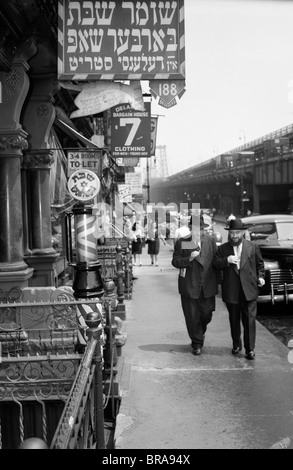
[123,157,140,167]
[118,184,132,202]
[149,79,186,108]
[125,172,143,194]
[67,169,101,201]
[111,102,151,158]
[58,0,185,81]
[67,150,103,176]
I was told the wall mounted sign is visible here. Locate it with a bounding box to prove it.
[67,169,101,201]
[111,102,151,158]
[117,184,132,202]
[58,0,185,81]
[125,171,143,194]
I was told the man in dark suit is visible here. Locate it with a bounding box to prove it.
[213,218,265,359]
[172,213,218,356]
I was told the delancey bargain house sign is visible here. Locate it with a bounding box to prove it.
[58,0,185,81]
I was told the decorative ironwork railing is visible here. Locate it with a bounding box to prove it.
[0,286,121,449]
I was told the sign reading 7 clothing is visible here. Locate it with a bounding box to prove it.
[110,102,151,158]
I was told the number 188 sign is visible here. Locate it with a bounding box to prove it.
[149,80,186,109]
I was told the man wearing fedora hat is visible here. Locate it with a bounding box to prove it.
[172,213,219,356]
[213,218,265,359]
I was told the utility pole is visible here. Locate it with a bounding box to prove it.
[146,157,150,203]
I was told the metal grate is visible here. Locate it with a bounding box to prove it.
[270,269,293,290]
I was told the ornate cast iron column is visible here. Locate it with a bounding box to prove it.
[22,77,60,287]
[0,41,37,290]
[22,151,59,286]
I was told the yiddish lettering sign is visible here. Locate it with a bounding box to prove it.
[58,0,185,80]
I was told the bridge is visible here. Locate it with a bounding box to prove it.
[150,123,293,216]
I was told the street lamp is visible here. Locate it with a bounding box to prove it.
[235,174,246,216]
[235,151,254,216]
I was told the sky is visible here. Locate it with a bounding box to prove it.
[149,0,293,175]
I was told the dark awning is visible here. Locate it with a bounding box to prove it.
[54,118,102,149]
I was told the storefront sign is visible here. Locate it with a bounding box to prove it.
[123,157,140,167]
[58,0,185,80]
[125,172,143,194]
[67,169,101,201]
[111,102,151,158]
[118,184,132,202]
[67,150,103,176]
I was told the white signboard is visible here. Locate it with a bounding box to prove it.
[67,150,102,176]
[125,172,143,195]
[118,184,132,202]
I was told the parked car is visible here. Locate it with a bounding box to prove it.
[241,214,293,306]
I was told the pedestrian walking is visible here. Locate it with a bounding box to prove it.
[171,214,219,355]
[213,218,265,359]
[145,221,165,266]
[131,221,144,266]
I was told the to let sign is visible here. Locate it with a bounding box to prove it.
[111,102,151,158]
[58,0,185,81]
[67,150,103,176]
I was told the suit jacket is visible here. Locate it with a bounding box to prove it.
[213,239,265,303]
[172,232,218,299]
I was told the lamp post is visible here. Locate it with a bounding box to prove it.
[235,175,243,216]
[235,151,254,216]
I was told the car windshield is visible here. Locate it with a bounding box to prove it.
[275,222,293,240]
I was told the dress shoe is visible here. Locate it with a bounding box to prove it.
[231,346,241,355]
[192,347,201,356]
[245,351,255,360]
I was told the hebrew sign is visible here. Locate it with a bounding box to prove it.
[58,0,185,80]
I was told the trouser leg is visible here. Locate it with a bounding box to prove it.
[181,294,214,348]
[226,303,241,348]
[240,299,257,353]
[198,292,215,334]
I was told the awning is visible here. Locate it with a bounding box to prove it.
[54,117,102,149]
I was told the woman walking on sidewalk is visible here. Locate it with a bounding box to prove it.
[131,221,144,266]
[145,221,165,266]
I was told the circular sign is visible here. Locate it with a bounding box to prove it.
[67,169,101,201]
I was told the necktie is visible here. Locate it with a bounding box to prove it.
[236,245,241,270]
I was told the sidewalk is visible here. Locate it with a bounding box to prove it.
[114,241,293,449]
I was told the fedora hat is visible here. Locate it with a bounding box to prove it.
[225,218,246,231]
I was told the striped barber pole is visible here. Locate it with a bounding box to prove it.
[75,213,99,263]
